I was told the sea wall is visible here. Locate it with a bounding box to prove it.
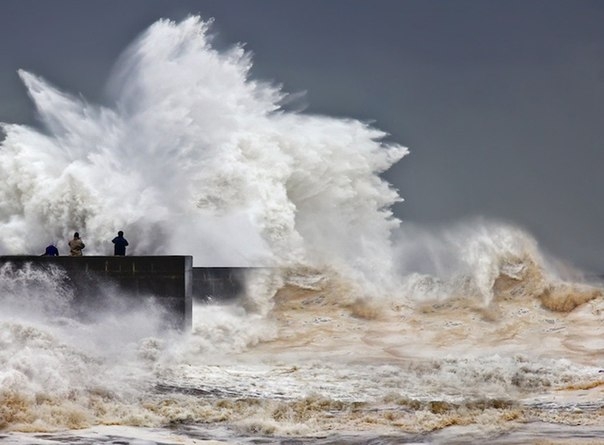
[0,255,192,330]
[0,256,275,330]
[192,267,248,301]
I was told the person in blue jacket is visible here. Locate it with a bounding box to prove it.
[42,244,59,256]
[112,230,129,256]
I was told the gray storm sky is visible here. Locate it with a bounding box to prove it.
[1,0,603,273]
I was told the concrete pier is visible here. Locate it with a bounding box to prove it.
[0,256,193,330]
[0,256,270,331]
[192,267,248,301]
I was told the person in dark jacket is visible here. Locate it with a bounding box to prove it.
[42,244,59,256]
[112,230,129,256]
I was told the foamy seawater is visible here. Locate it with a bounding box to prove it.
[1,267,604,444]
[1,15,604,445]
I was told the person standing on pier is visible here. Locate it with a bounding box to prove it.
[112,230,129,256]
[68,232,85,256]
[42,244,59,256]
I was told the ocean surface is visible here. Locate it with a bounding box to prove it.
[1,265,603,444]
[1,16,604,444]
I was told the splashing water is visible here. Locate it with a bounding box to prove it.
[0,16,406,293]
[1,14,604,444]
[2,15,576,306]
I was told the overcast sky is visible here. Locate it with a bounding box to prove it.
[1,0,603,273]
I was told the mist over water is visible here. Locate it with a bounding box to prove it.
[1,15,604,444]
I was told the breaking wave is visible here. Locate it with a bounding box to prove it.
[0,16,406,296]
[0,14,603,442]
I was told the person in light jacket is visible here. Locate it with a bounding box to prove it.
[68,232,85,256]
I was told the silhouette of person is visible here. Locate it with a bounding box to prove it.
[68,232,85,256]
[42,244,59,256]
[112,230,129,256]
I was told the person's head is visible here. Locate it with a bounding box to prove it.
[74,232,79,238]
[118,231,123,236]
